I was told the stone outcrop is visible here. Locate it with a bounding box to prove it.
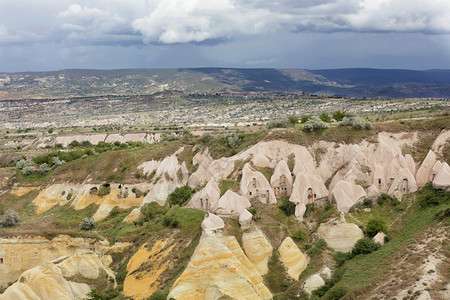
[239,209,253,230]
[416,150,436,188]
[331,180,367,212]
[0,235,109,287]
[201,213,225,235]
[123,208,143,223]
[0,262,90,300]
[33,184,77,213]
[123,239,176,300]
[215,190,251,216]
[57,252,115,282]
[290,172,328,220]
[432,162,450,191]
[317,219,364,253]
[373,232,386,246]
[187,148,214,187]
[303,274,325,295]
[186,179,220,211]
[242,228,273,275]
[278,237,308,280]
[240,163,276,204]
[168,232,272,299]
[270,160,293,198]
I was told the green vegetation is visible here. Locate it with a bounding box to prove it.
[365,217,387,238]
[351,237,380,256]
[219,180,239,196]
[167,186,193,207]
[291,229,308,242]
[278,196,296,216]
[303,117,329,132]
[80,217,95,231]
[264,250,292,293]
[0,209,21,227]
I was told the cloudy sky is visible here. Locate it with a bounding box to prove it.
[1,0,449,72]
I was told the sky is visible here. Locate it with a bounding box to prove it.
[1,0,450,72]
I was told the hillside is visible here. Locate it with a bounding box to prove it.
[0,116,449,299]
[1,68,450,99]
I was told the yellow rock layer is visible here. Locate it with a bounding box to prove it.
[169,233,272,300]
[242,228,273,275]
[10,187,38,197]
[278,237,308,280]
[123,239,175,300]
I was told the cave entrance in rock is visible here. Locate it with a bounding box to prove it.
[252,178,256,188]
[0,258,3,264]
[378,179,382,188]
[89,187,98,195]
[307,188,314,203]
[402,179,408,192]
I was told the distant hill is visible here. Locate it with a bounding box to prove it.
[1,68,449,99]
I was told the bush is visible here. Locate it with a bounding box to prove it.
[80,217,95,230]
[333,251,352,266]
[141,202,165,222]
[366,217,387,238]
[267,119,289,129]
[148,290,169,300]
[301,115,311,123]
[16,159,32,170]
[38,163,49,174]
[279,197,296,216]
[291,229,308,242]
[97,184,111,197]
[302,116,329,132]
[307,238,327,255]
[327,285,348,300]
[201,132,212,142]
[332,110,346,122]
[167,186,193,207]
[52,156,65,167]
[377,193,399,206]
[418,184,449,208]
[339,116,371,130]
[288,116,299,125]
[22,165,36,175]
[352,237,380,256]
[319,112,331,123]
[0,209,21,227]
[69,140,81,148]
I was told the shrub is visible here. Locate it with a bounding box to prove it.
[377,193,399,206]
[332,110,346,122]
[352,237,380,256]
[201,132,212,142]
[52,156,65,167]
[267,119,289,129]
[333,251,352,266]
[319,112,331,123]
[141,202,165,221]
[339,116,371,130]
[362,198,373,207]
[288,116,299,125]
[80,217,95,230]
[22,165,36,175]
[16,159,32,170]
[366,217,387,238]
[1,209,21,227]
[418,184,448,208]
[167,186,193,207]
[291,229,308,242]
[279,197,296,216]
[38,163,49,174]
[302,116,329,132]
[327,285,348,300]
[301,115,312,123]
[307,238,327,255]
[148,290,169,300]
[69,140,81,148]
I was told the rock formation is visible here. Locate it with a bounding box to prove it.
[240,163,276,204]
[303,274,325,295]
[239,209,253,230]
[331,180,367,212]
[270,160,293,198]
[372,232,386,246]
[242,228,273,275]
[168,233,272,299]
[201,213,225,235]
[278,237,308,280]
[317,219,364,253]
[432,162,450,191]
[215,190,251,216]
[123,208,143,223]
[416,150,436,188]
[186,179,220,211]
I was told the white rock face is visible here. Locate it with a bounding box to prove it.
[290,172,328,218]
[303,274,325,295]
[188,148,214,187]
[432,162,450,191]
[373,232,386,246]
[416,150,437,188]
[278,237,308,280]
[201,213,225,235]
[242,228,273,275]
[317,220,364,253]
[186,179,221,211]
[239,209,253,230]
[240,163,277,204]
[270,160,293,198]
[331,180,367,212]
[215,190,251,216]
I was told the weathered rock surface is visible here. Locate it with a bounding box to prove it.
[201,213,225,235]
[373,232,386,246]
[123,239,176,300]
[416,150,436,188]
[240,163,276,204]
[331,180,367,212]
[290,172,328,219]
[186,179,220,211]
[0,262,90,300]
[242,228,273,275]
[0,235,109,287]
[303,274,325,294]
[271,160,293,198]
[123,208,143,223]
[33,184,77,213]
[168,233,272,299]
[317,219,364,253]
[278,237,308,280]
[432,162,450,191]
[239,209,253,230]
[215,190,251,216]
[57,252,115,282]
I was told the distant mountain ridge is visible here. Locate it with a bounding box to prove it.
[1,68,449,99]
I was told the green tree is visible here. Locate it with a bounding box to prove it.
[332,110,346,122]
[168,186,193,207]
[319,112,331,123]
[301,115,311,124]
[366,217,387,238]
[288,116,299,126]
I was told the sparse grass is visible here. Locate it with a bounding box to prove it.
[219,179,239,196]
